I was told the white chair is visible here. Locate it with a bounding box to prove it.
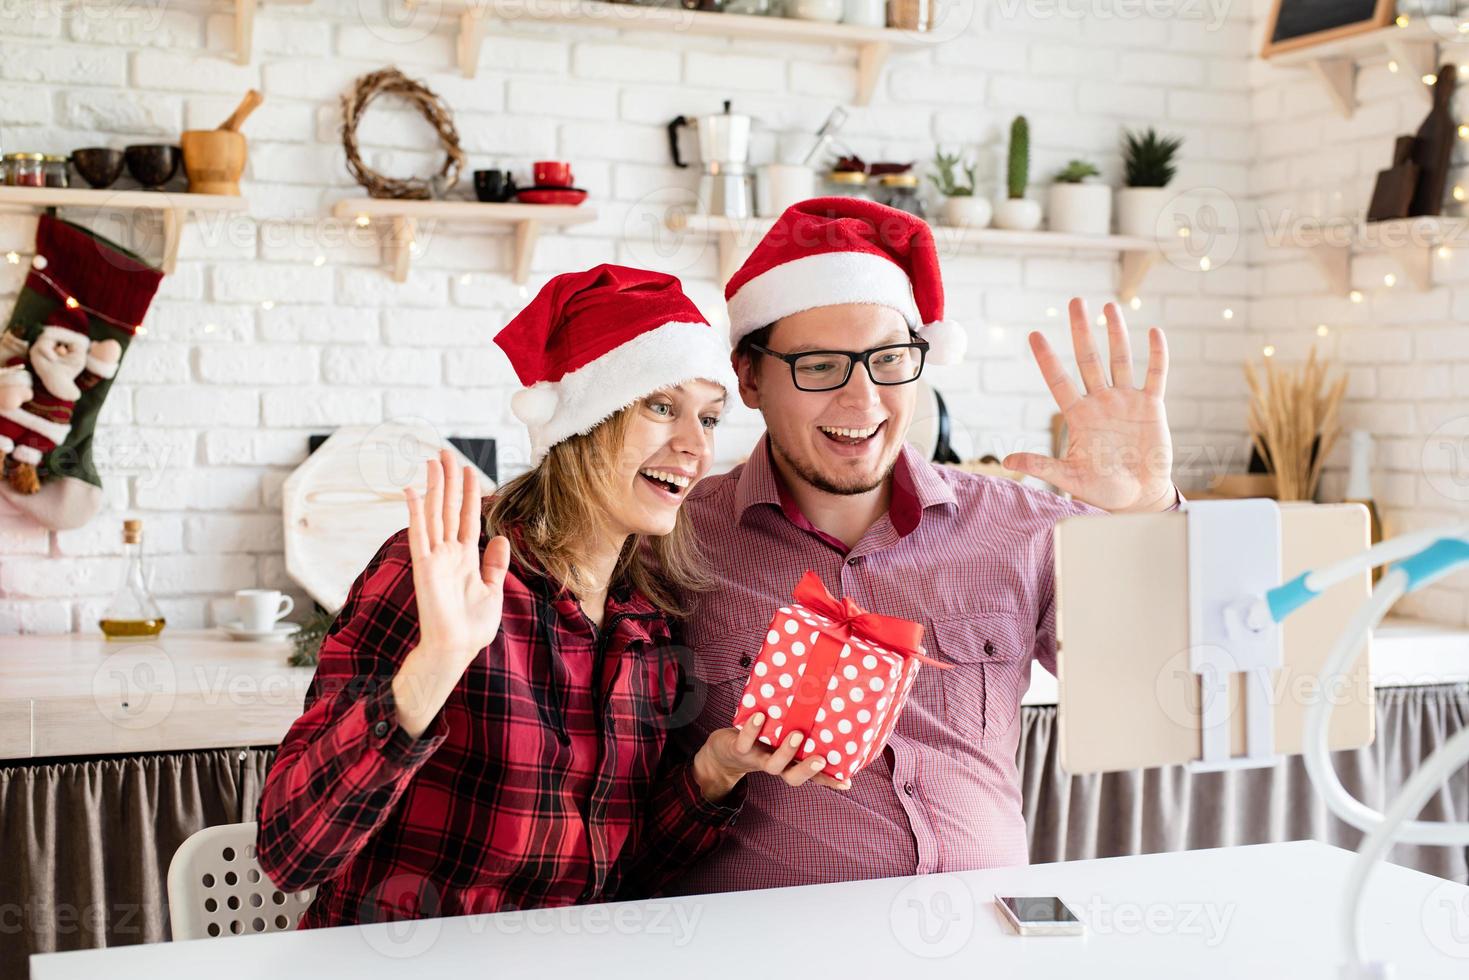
[167,821,315,940]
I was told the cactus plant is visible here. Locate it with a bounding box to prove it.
[1007,115,1029,200]
[930,149,978,197]
[1122,127,1183,188]
[1054,159,1100,184]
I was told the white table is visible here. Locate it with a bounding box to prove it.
[29,841,1469,978]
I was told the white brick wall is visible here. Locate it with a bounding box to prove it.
[0,0,1265,632]
[1246,0,1469,626]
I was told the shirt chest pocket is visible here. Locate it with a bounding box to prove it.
[687,627,766,732]
[929,613,1029,743]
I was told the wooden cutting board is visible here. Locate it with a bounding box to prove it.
[282,422,496,613]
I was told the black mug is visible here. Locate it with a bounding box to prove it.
[474,170,515,203]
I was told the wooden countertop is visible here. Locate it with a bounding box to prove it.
[6,615,1465,763]
[0,629,315,762]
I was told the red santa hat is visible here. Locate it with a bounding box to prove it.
[724,197,967,365]
[494,264,738,462]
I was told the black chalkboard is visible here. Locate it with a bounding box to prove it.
[1262,0,1391,56]
[1271,0,1377,42]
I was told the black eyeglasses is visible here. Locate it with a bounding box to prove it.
[749,340,930,392]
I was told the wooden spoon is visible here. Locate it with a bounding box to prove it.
[217,89,263,133]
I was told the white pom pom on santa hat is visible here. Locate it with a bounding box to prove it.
[921,318,967,365]
[510,383,559,428]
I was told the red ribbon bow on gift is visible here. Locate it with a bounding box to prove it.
[792,571,949,670]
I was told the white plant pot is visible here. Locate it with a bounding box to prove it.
[1115,186,1172,239]
[940,195,992,228]
[786,0,843,21]
[1047,182,1112,236]
[994,197,1042,232]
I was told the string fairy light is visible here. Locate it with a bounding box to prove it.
[21,259,146,331]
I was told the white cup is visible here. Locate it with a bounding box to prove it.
[756,164,815,218]
[235,589,294,631]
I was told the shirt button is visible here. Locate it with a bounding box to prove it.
[846,556,860,566]
[373,720,390,738]
[903,781,915,796]
[984,640,996,656]
[739,655,753,668]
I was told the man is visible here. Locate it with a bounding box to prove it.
[665,198,1180,894]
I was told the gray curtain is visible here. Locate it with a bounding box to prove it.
[5,686,1466,977]
[1019,684,1469,882]
[0,747,275,978]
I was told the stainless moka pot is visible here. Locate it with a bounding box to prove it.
[667,100,754,219]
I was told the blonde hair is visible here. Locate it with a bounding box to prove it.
[484,403,710,617]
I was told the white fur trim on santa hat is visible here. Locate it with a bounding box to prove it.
[12,444,43,464]
[727,251,920,347]
[0,407,70,445]
[522,320,739,463]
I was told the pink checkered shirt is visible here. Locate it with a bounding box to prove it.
[661,436,1103,895]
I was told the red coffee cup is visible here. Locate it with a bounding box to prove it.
[533,161,573,187]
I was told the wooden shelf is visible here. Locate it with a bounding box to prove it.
[1300,215,1463,295]
[1266,20,1440,118]
[413,0,939,103]
[0,186,249,274]
[666,211,1180,301]
[332,197,598,284]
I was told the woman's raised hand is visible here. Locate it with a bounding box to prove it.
[403,447,511,674]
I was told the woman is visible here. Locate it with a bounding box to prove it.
[256,265,841,927]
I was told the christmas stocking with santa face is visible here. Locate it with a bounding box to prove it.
[0,215,163,530]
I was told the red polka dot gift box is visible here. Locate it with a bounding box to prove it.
[730,571,950,783]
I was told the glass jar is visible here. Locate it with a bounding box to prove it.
[43,155,69,188]
[725,0,773,13]
[888,0,933,30]
[876,172,924,217]
[3,153,45,187]
[823,170,871,199]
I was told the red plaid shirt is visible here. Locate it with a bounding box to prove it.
[256,522,742,927]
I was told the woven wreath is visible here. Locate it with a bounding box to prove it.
[341,67,466,200]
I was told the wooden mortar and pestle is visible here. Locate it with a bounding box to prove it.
[180,89,262,195]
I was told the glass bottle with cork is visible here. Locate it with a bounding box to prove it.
[100,519,166,639]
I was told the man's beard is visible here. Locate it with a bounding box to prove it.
[769,431,899,497]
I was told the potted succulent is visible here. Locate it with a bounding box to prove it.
[929,149,990,228]
[1117,127,1183,238]
[994,115,1042,231]
[1047,159,1112,235]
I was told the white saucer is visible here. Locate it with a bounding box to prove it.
[221,620,301,642]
